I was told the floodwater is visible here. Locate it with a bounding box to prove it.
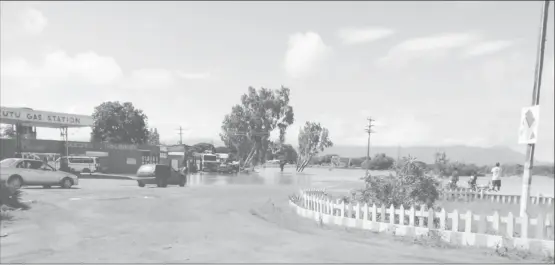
[185,166,555,197]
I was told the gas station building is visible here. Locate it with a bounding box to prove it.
[0,107,162,174]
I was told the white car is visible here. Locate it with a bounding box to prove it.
[0,158,79,189]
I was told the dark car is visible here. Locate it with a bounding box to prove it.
[135,164,186,188]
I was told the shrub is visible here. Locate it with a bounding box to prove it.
[357,155,441,209]
[0,183,29,210]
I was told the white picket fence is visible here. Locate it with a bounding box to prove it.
[442,188,554,205]
[291,189,554,254]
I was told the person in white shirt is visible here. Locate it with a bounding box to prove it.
[491,162,502,191]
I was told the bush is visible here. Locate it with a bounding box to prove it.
[0,183,29,210]
[357,156,441,209]
[360,153,395,170]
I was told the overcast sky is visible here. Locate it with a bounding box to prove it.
[1,1,554,161]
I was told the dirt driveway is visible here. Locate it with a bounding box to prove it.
[0,176,525,263]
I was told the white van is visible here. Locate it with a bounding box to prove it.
[55,156,98,173]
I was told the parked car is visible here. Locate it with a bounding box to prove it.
[217,162,239,174]
[0,158,79,189]
[55,156,98,174]
[135,164,186,188]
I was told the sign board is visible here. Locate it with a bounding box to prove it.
[0,107,93,128]
[518,106,540,144]
[126,158,137,165]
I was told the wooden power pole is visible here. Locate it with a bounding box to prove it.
[365,117,376,175]
[177,126,184,145]
[520,0,550,217]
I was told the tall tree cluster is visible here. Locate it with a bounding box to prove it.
[220,86,295,165]
[91,101,160,145]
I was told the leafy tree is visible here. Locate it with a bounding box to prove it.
[192,143,216,154]
[220,86,295,166]
[433,151,451,177]
[147,128,160,145]
[361,153,395,170]
[215,146,231,154]
[296,121,333,172]
[91,101,149,144]
[0,125,16,139]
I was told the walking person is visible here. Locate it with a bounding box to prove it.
[491,162,502,191]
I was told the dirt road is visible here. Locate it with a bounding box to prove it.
[0,174,522,263]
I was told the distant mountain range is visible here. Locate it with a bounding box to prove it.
[321,145,551,166]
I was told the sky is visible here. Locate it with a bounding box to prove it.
[1,1,554,161]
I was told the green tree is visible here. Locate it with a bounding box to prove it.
[215,146,231,154]
[147,128,160,145]
[297,121,333,172]
[0,125,16,139]
[361,153,395,170]
[192,143,216,154]
[220,86,295,166]
[91,101,150,144]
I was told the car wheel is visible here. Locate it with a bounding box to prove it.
[7,175,23,189]
[43,185,52,189]
[156,178,167,188]
[179,177,186,187]
[61,178,73,189]
[82,168,91,174]
[138,181,145,187]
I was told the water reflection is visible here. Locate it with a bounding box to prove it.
[185,171,311,187]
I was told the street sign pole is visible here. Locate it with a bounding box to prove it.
[520,0,550,217]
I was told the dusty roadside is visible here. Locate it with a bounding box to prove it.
[0,179,544,263]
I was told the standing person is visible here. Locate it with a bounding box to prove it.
[449,167,460,189]
[491,162,502,191]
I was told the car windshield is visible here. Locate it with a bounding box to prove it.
[0,158,18,168]
[203,155,217,162]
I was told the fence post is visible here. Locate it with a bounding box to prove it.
[536,212,545,240]
[428,208,435,229]
[370,204,376,223]
[389,205,395,225]
[439,209,446,230]
[419,205,425,228]
[356,202,361,220]
[520,213,529,239]
[399,205,405,226]
[492,211,500,234]
[465,211,472,233]
[363,203,369,221]
[409,206,415,226]
[506,212,515,238]
[341,201,346,217]
[380,204,386,223]
[451,210,459,232]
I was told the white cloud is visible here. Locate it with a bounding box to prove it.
[19,8,48,35]
[337,27,394,45]
[121,69,175,90]
[462,40,515,57]
[377,32,479,68]
[0,50,123,89]
[176,71,211,80]
[284,32,331,79]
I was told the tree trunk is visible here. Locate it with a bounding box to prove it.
[296,155,312,172]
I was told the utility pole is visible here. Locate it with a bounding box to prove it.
[520,0,550,217]
[364,117,376,175]
[177,126,184,145]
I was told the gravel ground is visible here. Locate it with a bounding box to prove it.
[0,171,537,263]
